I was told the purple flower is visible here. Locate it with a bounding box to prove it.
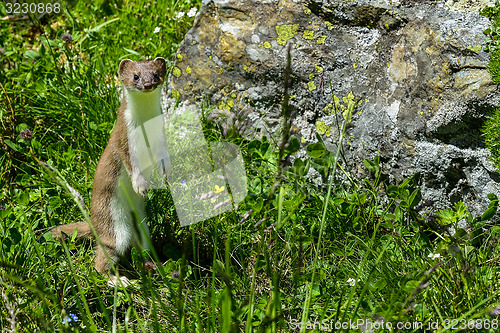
[60,33,73,43]
[20,128,33,140]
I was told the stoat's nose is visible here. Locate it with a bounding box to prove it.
[144,83,154,90]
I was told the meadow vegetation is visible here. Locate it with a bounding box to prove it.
[1,0,500,332]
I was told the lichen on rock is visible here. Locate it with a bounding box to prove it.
[167,0,500,214]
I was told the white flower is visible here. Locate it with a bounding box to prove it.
[428,253,441,260]
[347,278,359,287]
[176,11,185,19]
[153,26,161,34]
[187,7,197,17]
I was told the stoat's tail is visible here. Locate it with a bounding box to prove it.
[51,222,93,240]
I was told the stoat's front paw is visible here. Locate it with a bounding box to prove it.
[132,174,148,196]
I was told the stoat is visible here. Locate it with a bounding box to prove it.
[51,57,167,284]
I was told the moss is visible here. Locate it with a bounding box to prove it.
[276,24,299,46]
[172,67,182,78]
[307,81,316,91]
[483,106,500,170]
[303,30,314,40]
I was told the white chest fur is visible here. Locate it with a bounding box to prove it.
[123,87,167,194]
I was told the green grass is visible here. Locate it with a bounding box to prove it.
[1,0,500,332]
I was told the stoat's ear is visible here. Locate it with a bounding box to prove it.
[118,59,134,80]
[154,57,167,74]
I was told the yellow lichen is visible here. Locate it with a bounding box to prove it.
[276,24,299,46]
[303,30,314,40]
[172,67,182,78]
[192,40,197,45]
[315,65,323,72]
[307,81,316,91]
[467,45,482,53]
[325,21,334,30]
[172,89,180,100]
[227,98,234,108]
[316,121,331,136]
[263,41,271,48]
[243,65,248,71]
[186,66,192,74]
[176,54,183,62]
[301,137,307,143]
[316,35,327,44]
[304,9,311,15]
[308,73,315,80]
[219,68,224,74]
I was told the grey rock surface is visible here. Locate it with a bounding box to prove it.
[167,0,500,214]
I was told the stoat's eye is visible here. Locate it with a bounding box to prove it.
[133,74,139,81]
[154,73,160,80]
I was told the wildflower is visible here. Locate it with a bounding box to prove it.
[60,33,73,43]
[347,278,359,287]
[153,26,161,34]
[180,180,187,188]
[428,252,441,260]
[20,128,33,140]
[62,313,79,325]
[176,11,185,19]
[187,7,197,17]
[214,185,225,194]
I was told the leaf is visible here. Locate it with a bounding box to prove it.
[488,193,498,202]
[306,142,325,158]
[4,139,20,152]
[16,191,30,206]
[408,189,421,208]
[285,135,300,155]
[481,206,497,221]
[364,158,376,173]
[292,158,309,177]
[386,185,399,198]
[9,228,22,245]
[24,50,40,60]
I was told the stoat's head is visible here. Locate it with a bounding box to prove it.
[118,57,166,93]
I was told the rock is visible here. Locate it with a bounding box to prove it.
[167,0,500,214]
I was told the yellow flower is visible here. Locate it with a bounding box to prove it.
[215,185,225,194]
